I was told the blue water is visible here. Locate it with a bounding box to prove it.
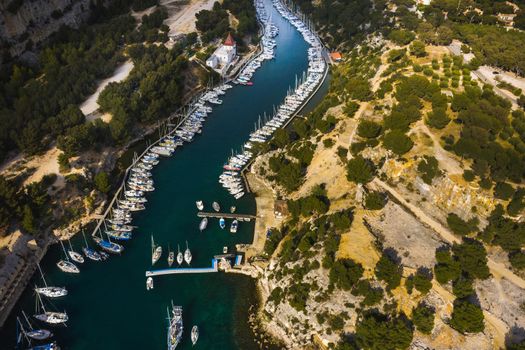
[0,0,316,348]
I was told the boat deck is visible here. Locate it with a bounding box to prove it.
[145,259,218,276]
[197,212,256,221]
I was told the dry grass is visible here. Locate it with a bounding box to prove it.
[336,209,380,277]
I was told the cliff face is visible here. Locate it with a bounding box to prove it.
[0,0,92,58]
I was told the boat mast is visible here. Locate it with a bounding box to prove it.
[36,263,48,288]
[59,240,69,261]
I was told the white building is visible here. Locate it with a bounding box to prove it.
[206,33,237,74]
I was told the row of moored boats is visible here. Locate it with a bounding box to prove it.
[220,0,327,198]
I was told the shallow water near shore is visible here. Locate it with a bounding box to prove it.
[0,0,323,348]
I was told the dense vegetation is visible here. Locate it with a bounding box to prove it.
[0,14,136,161]
[97,43,190,145]
[195,0,257,43]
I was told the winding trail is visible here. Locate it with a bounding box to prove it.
[374,177,525,290]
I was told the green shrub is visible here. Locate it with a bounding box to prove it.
[346,156,375,184]
[364,191,387,210]
[383,130,414,155]
[412,302,435,334]
[450,298,485,334]
[357,120,382,139]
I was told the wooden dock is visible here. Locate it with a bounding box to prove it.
[146,259,218,276]
[197,212,257,221]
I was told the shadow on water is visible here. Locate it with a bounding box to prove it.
[0,0,329,348]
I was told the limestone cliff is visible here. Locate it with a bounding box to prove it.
[0,0,92,58]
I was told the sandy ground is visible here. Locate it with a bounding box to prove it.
[80,60,134,119]
[21,147,61,186]
[162,0,216,37]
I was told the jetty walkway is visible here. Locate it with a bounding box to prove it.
[197,212,257,221]
[146,259,218,276]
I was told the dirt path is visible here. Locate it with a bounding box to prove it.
[411,121,463,175]
[374,177,525,290]
[80,60,134,119]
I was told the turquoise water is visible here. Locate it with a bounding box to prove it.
[1,0,319,348]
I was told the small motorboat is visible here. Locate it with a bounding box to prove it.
[146,277,154,291]
[212,201,220,212]
[191,325,199,345]
[219,217,226,229]
[223,246,228,254]
[196,200,204,210]
[230,219,238,233]
[177,245,183,265]
[184,241,192,265]
[230,206,236,213]
[199,217,208,231]
[168,245,175,267]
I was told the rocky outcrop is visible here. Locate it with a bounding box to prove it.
[0,0,92,58]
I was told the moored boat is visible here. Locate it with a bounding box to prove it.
[191,325,199,346]
[93,236,124,254]
[212,201,220,212]
[146,277,154,291]
[168,244,174,267]
[219,217,226,229]
[56,260,79,274]
[67,239,84,264]
[34,264,67,298]
[230,219,238,233]
[199,217,208,231]
[167,303,183,350]
[151,235,162,265]
[184,241,192,265]
[177,245,183,265]
[196,200,204,210]
[82,230,101,261]
[33,294,68,325]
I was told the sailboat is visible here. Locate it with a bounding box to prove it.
[33,294,68,325]
[176,245,183,266]
[219,217,226,229]
[212,201,220,212]
[199,217,208,231]
[167,302,183,350]
[230,219,238,233]
[19,311,53,340]
[151,235,162,265]
[56,241,79,274]
[81,230,101,261]
[146,277,154,291]
[168,244,175,267]
[67,239,84,264]
[195,200,204,210]
[184,241,192,265]
[34,264,67,298]
[93,230,124,254]
[191,325,199,346]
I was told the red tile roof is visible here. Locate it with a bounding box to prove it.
[224,33,236,46]
[330,52,342,61]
